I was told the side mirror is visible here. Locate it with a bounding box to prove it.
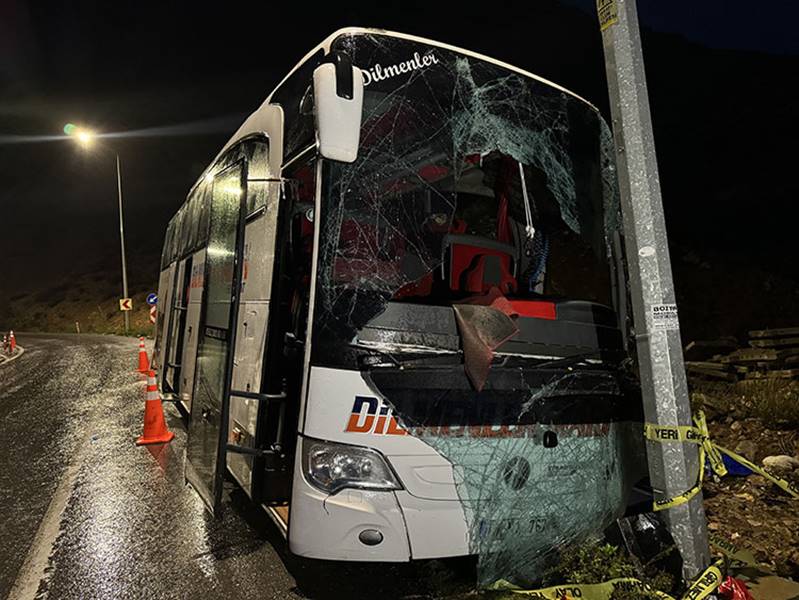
[313,53,364,163]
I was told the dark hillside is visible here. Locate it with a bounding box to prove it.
[1,2,796,336]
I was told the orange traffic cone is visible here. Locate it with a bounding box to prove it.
[9,331,16,353]
[136,370,175,445]
[137,336,150,373]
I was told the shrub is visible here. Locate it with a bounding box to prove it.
[740,379,799,426]
[545,543,674,600]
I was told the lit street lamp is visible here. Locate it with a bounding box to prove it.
[65,124,131,334]
[73,127,94,148]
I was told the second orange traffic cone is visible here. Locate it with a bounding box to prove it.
[137,336,150,373]
[136,370,175,445]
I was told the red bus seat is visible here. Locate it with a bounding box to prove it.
[446,234,517,294]
[464,254,516,294]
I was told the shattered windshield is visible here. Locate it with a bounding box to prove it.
[311,34,621,369]
[307,33,641,588]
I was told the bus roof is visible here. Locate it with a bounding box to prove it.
[191,27,598,199]
[267,28,596,109]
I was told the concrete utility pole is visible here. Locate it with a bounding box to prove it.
[596,0,712,580]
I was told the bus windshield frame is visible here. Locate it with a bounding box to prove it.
[309,34,622,370]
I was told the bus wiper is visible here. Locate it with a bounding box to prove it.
[528,351,614,371]
[353,343,460,368]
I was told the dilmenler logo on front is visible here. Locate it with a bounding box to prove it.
[362,51,439,86]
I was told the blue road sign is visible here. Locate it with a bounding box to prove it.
[146,293,158,306]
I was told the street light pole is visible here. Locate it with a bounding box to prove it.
[596,0,712,581]
[65,125,131,334]
[116,154,130,334]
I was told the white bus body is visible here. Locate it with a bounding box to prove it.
[154,28,644,569]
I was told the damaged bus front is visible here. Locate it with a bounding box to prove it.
[156,27,647,587]
[292,31,645,583]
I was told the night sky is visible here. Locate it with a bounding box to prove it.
[1,0,798,334]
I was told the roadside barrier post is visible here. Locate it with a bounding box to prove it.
[597,0,712,581]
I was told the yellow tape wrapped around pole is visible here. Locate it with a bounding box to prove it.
[645,410,799,512]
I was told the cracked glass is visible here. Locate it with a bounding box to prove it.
[310,32,642,586]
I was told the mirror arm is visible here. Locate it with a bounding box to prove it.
[330,52,354,100]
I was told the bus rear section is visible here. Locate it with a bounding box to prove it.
[154,29,646,585]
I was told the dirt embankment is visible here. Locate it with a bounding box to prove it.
[0,265,157,336]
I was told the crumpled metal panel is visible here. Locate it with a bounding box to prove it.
[452,303,517,391]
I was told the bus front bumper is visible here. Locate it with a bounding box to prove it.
[288,438,470,561]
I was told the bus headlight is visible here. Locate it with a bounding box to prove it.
[302,437,402,495]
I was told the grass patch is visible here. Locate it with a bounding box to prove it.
[485,544,675,600]
[692,378,799,427]
[4,278,156,336]
[739,379,799,426]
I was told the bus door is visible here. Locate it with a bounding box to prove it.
[228,153,315,506]
[179,251,205,413]
[226,191,277,500]
[185,162,246,515]
[164,257,191,393]
[225,139,288,503]
[154,263,175,379]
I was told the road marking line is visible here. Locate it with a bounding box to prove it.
[6,430,92,600]
[0,345,26,366]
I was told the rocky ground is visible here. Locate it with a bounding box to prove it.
[694,379,799,580]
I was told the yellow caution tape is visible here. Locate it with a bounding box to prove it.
[715,444,799,499]
[491,559,725,600]
[708,533,758,568]
[487,411,786,600]
[490,577,668,599]
[680,559,725,600]
[644,410,799,511]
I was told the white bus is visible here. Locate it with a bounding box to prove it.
[154,28,644,576]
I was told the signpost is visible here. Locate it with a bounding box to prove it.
[596,0,712,581]
[119,298,133,311]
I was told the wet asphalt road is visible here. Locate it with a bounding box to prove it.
[0,333,472,600]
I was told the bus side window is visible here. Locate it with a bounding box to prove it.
[185,188,201,253]
[161,220,174,270]
[196,184,210,247]
[244,140,271,216]
[167,216,179,266]
[282,159,315,346]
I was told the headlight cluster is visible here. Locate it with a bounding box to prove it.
[302,437,402,495]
